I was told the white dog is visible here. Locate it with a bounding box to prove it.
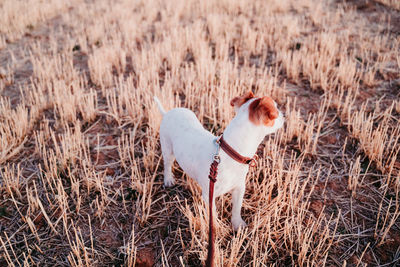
[154,92,284,230]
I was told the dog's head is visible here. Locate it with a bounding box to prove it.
[230,91,284,133]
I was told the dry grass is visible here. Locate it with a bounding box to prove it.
[0,0,399,266]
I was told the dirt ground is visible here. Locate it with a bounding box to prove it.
[0,0,399,266]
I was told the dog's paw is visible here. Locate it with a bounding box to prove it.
[232,217,247,231]
[164,176,175,187]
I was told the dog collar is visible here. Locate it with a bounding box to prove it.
[217,136,258,167]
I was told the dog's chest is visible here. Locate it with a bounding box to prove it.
[214,163,248,196]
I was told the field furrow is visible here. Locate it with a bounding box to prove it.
[0,0,399,266]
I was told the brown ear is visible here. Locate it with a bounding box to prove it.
[230,91,255,108]
[249,96,278,126]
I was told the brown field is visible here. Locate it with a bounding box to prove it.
[0,0,399,266]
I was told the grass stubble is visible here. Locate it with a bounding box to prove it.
[0,0,399,266]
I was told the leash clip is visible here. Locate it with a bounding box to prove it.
[213,137,221,163]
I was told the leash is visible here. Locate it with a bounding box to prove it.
[205,136,258,267]
[205,138,220,267]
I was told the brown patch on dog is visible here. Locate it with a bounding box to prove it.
[230,91,255,108]
[249,96,278,126]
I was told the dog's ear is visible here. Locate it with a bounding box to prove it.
[230,91,255,108]
[249,96,278,126]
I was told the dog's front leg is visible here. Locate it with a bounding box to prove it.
[231,185,247,230]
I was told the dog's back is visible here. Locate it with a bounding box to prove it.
[158,107,215,188]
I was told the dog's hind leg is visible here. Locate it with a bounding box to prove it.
[160,137,175,187]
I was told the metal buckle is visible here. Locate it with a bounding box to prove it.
[249,155,259,168]
[213,137,221,163]
[214,136,221,145]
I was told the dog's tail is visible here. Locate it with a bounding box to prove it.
[153,96,166,116]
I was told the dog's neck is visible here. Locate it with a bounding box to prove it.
[222,110,265,158]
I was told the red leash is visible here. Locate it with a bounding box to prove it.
[205,136,257,267]
[205,159,219,267]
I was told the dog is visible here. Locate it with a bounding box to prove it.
[154,91,284,230]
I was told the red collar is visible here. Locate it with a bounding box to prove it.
[218,136,258,167]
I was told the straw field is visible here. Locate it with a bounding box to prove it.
[0,0,399,266]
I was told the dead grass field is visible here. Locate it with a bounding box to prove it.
[0,0,399,266]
